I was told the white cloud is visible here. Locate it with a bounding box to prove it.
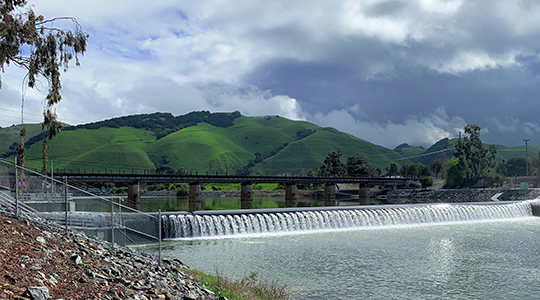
[436,50,519,74]
[310,106,465,148]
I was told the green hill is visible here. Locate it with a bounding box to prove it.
[1,113,406,174]
[0,124,44,157]
[394,143,425,161]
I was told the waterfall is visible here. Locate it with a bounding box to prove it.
[162,202,533,239]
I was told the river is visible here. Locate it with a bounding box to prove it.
[143,214,540,299]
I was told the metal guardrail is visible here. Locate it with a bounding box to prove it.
[0,159,163,265]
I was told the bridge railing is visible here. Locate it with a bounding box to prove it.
[0,159,162,264]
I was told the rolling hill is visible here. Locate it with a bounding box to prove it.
[4,112,536,174]
[1,113,403,174]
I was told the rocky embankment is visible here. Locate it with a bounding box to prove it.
[0,214,218,300]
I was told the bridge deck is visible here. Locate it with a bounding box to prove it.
[54,173,409,185]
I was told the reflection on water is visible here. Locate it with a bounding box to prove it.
[74,196,329,212]
[141,217,540,300]
[73,193,361,212]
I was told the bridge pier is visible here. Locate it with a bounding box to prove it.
[285,183,297,208]
[241,183,253,209]
[127,182,140,204]
[324,184,336,206]
[359,182,368,205]
[189,183,202,211]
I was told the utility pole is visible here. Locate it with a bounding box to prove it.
[524,139,530,176]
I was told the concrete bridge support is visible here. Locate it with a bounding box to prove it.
[127,182,140,204]
[241,183,253,209]
[285,183,297,208]
[324,184,336,206]
[359,183,368,205]
[189,183,202,211]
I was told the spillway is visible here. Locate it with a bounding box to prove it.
[162,201,535,239]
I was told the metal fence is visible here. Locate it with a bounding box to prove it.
[0,159,162,263]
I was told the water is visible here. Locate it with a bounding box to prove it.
[155,216,540,300]
[72,196,327,212]
[137,201,540,299]
[162,202,532,238]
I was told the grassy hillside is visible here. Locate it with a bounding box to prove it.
[253,127,403,174]
[394,143,425,161]
[145,122,254,173]
[18,127,156,171]
[495,145,540,162]
[9,114,406,174]
[0,124,43,156]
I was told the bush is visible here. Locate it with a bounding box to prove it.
[420,176,433,189]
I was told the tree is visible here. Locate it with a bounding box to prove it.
[445,157,466,188]
[454,124,497,186]
[319,151,346,177]
[156,165,175,175]
[419,176,433,190]
[495,160,508,177]
[1,1,88,171]
[430,159,443,178]
[386,162,399,176]
[346,154,374,177]
[505,157,527,176]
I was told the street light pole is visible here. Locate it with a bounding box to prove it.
[524,139,530,176]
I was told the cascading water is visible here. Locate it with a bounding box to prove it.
[162,202,534,239]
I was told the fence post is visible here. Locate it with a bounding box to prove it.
[64,176,68,233]
[158,209,162,267]
[14,158,19,218]
[111,198,115,248]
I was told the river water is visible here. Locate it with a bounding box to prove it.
[151,215,540,300]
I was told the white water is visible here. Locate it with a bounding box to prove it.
[163,202,533,239]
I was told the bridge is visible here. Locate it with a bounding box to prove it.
[53,172,410,210]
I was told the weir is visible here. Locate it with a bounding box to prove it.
[162,201,537,239]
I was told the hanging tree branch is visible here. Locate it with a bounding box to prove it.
[1,0,88,172]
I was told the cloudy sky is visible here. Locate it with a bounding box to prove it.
[2,0,540,149]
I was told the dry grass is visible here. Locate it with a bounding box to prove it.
[184,268,289,300]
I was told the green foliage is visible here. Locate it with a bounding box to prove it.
[430,159,443,178]
[64,111,242,139]
[504,157,528,176]
[409,181,420,189]
[156,165,175,174]
[295,129,316,139]
[479,169,503,187]
[1,1,88,169]
[419,176,433,189]
[184,268,288,300]
[444,157,466,188]
[386,162,399,176]
[454,124,497,185]
[319,151,346,176]
[399,162,428,178]
[346,154,375,176]
[495,160,508,176]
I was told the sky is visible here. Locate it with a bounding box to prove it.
[2,0,540,149]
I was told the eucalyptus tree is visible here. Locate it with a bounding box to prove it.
[1,0,88,171]
[454,124,497,186]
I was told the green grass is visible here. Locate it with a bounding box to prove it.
[14,127,156,171]
[12,115,405,174]
[0,123,43,155]
[397,146,426,159]
[253,127,403,173]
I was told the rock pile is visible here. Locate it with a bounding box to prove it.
[0,214,219,300]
